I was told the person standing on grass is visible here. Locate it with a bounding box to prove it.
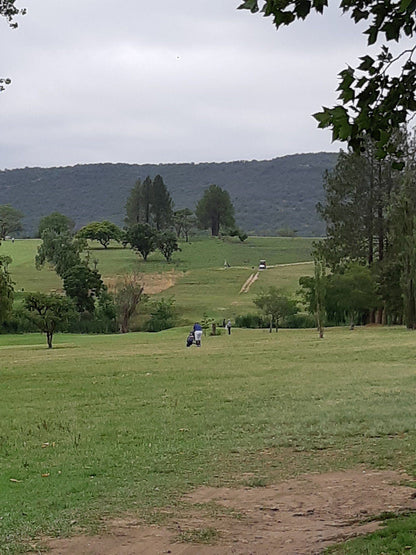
[226,319,232,335]
[193,322,203,346]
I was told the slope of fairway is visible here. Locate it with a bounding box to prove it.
[1,326,416,553]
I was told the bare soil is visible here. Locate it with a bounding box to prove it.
[42,469,416,554]
[104,270,182,295]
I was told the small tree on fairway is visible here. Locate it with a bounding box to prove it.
[157,231,181,262]
[124,223,158,261]
[0,204,23,239]
[76,221,123,249]
[23,293,75,348]
[254,287,298,332]
[196,184,235,236]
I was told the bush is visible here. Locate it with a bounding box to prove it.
[146,297,176,332]
[235,313,268,329]
[283,313,316,329]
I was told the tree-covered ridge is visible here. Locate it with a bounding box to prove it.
[0,153,337,237]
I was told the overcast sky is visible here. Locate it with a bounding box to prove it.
[0,1,369,170]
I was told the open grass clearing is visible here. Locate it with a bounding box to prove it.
[1,326,416,553]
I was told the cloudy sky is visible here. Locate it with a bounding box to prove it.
[0,1,369,170]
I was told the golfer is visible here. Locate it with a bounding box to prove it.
[193,322,203,346]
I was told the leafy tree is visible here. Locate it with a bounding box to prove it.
[62,264,105,313]
[254,287,298,332]
[76,221,123,249]
[37,212,75,237]
[195,184,236,236]
[23,293,75,348]
[0,254,14,324]
[150,174,174,230]
[1,0,26,92]
[124,223,158,261]
[326,263,378,329]
[238,1,416,162]
[141,176,153,225]
[173,208,197,242]
[0,204,23,239]
[35,229,86,277]
[157,230,181,262]
[114,274,146,333]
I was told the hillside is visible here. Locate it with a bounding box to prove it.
[0,152,338,236]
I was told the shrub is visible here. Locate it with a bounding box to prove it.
[146,297,176,332]
[235,313,268,329]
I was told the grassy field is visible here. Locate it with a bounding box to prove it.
[1,236,315,322]
[1,326,416,553]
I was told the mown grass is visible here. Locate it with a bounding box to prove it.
[1,326,416,553]
[1,237,315,323]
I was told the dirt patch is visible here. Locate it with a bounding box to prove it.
[104,270,183,295]
[43,469,416,554]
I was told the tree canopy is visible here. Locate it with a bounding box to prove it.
[37,212,75,237]
[239,0,416,161]
[0,204,23,239]
[76,221,123,249]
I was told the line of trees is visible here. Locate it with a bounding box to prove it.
[299,132,416,332]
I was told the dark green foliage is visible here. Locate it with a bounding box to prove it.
[235,313,267,328]
[0,254,14,324]
[23,293,75,348]
[62,264,105,313]
[0,153,337,237]
[37,212,75,237]
[146,297,176,332]
[157,230,181,262]
[150,174,174,230]
[124,223,158,261]
[196,184,236,236]
[0,204,23,239]
[239,1,416,159]
[76,220,123,248]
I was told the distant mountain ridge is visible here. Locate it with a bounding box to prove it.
[0,152,338,237]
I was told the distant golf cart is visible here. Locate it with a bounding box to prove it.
[259,260,266,270]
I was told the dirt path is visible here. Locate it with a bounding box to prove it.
[43,469,416,554]
[239,272,259,294]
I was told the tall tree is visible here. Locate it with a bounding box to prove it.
[0,204,23,239]
[238,1,416,162]
[125,178,143,227]
[150,174,174,230]
[195,184,235,236]
[316,142,398,269]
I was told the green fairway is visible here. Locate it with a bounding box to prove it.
[1,326,416,553]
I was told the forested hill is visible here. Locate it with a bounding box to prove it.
[0,152,338,237]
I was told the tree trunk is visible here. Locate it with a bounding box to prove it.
[47,332,53,349]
